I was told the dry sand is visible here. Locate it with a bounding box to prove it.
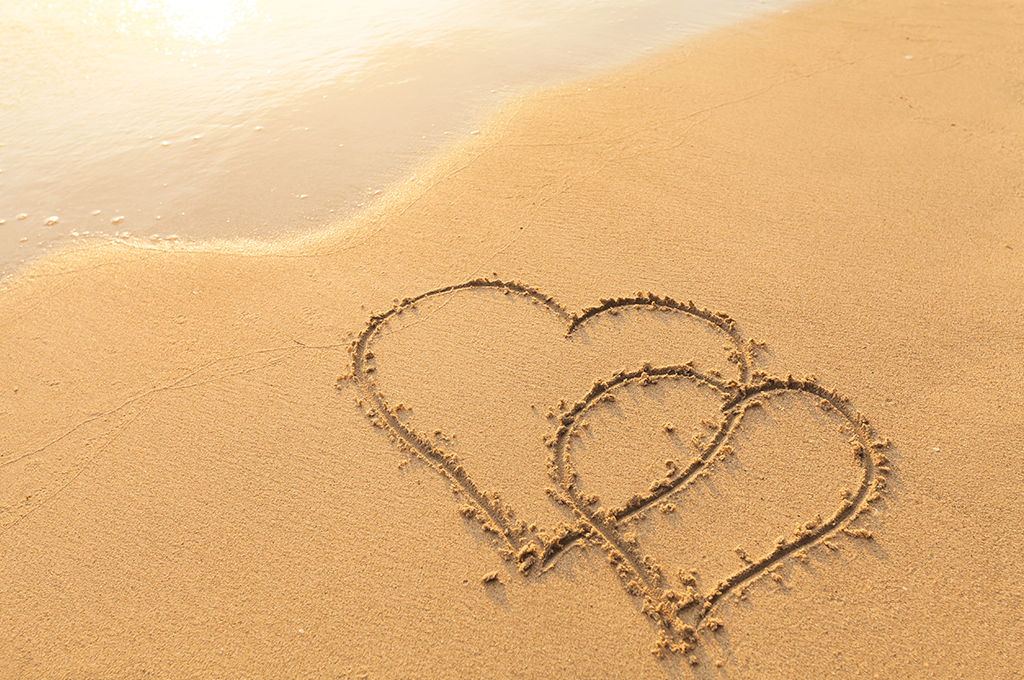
[2,0,1023,677]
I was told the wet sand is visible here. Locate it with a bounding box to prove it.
[2,0,1023,677]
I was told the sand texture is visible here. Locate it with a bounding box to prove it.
[2,0,1023,677]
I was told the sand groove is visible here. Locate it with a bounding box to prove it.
[346,278,890,657]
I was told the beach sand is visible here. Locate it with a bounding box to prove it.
[2,0,1022,676]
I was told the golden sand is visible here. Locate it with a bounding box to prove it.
[2,0,1022,676]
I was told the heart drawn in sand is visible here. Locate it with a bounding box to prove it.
[344,279,891,657]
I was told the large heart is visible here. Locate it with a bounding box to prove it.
[345,278,890,656]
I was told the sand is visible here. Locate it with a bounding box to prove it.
[2,0,1023,677]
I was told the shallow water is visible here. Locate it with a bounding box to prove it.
[0,0,797,277]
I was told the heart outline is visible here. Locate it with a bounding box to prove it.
[346,278,890,655]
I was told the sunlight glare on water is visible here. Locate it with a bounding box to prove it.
[0,0,798,277]
[104,0,261,43]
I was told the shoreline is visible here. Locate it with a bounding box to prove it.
[0,0,803,281]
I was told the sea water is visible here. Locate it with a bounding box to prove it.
[0,0,798,278]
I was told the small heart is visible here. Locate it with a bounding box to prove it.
[347,279,889,655]
[565,380,867,625]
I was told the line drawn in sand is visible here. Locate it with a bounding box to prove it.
[342,278,891,663]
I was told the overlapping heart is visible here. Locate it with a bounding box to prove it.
[345,278,890,656]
